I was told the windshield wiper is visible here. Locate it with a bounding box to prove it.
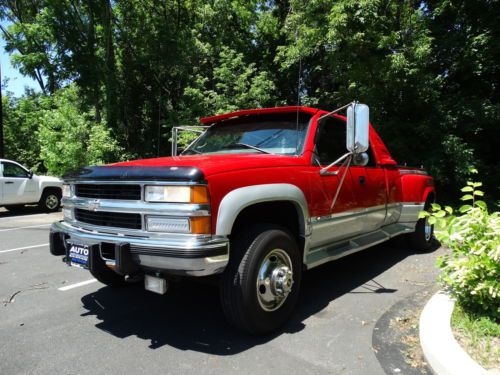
[223,143,274,154]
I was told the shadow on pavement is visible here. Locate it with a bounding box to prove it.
[0,206,55,218]
[80,240,440,355]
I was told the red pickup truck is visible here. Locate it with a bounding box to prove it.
[50,103,435,334]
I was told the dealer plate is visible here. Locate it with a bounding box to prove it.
[68,243,91,269]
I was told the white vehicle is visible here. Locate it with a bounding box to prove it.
[0,159,63,212]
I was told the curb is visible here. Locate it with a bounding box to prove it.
[419,290,489,375]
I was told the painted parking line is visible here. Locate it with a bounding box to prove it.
[58,279,98,291]
[0,213,52,220]
[0,243,49,254]
[0,224,51,232]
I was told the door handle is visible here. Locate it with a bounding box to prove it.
[4,181,14,184]
[359,176,366,185]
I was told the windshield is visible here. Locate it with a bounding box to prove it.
[183,112,311,156]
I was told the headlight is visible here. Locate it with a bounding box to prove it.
[62,184,72,198]
[144,186,209,203]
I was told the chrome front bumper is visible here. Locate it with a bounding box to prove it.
[50,220,229,276]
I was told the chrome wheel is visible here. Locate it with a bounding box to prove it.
[45,194,59,210]
[424,216,433,242]
[256,248,294,312]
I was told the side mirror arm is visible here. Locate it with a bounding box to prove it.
[318,101,355,122]
[320,151,353,176]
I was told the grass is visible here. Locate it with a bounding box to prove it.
[451,303,500,370]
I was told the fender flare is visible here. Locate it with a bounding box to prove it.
[422,187,436,204]
[215,183,310,237]
[37,183,62,202]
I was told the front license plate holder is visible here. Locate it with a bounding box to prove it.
[67,242,93,269]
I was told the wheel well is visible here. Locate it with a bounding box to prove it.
[426,191,435,204]
[42,186,62,197]
[230,201,304,253]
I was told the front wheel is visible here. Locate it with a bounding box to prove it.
[38,189,62,212]
[220,224,301,335]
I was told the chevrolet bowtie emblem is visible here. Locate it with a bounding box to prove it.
[87,200,100,211]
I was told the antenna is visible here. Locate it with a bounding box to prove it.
[295,31,302,155]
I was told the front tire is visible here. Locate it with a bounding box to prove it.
[220,224,301,335]
[39,189,62,212]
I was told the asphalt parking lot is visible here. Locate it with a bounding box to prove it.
[0,208,445,375]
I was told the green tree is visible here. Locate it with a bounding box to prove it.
[1,0,499,202]
[181,47,276,120]
[2,88,46,171]
[38,84,122,176]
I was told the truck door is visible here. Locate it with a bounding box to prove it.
[308,116,362,248]
[0,162,36,204]
[349,146,387,233]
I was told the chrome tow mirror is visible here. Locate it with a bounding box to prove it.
[346,103,369,153]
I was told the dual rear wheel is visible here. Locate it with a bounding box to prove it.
[407,200,434,252]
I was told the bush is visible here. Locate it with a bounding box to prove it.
[421,177,500,319]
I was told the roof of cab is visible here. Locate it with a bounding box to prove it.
[200,106,320,124]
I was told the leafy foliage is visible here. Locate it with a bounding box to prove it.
[37,85,123,175]
[2,90,45,172]
[1,0,499,201]
[421,176,500,318]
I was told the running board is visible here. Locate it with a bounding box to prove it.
[305,223,414,270]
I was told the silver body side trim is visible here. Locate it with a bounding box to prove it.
[399,203,424,223]
[216,183,310,237]
[384,202,402,226]
[305,222,414,269]
[309,204,387,249]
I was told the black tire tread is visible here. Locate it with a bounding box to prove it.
[38,188,62,212]
[221,223,300,335]
[409,199,433,252]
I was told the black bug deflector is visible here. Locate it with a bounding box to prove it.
[64,165,206,183]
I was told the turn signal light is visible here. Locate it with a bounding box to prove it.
[190,217,211,234]
[191,186,210,204]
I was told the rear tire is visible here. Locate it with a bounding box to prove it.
[408,200,434,252]
[39,188,62,212]
[220,224,301,335]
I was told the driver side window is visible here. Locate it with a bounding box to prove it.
[2,162,29,178]
[314,117,346,165]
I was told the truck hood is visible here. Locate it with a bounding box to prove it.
[113,154,307,177]
[35,175,62,184]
